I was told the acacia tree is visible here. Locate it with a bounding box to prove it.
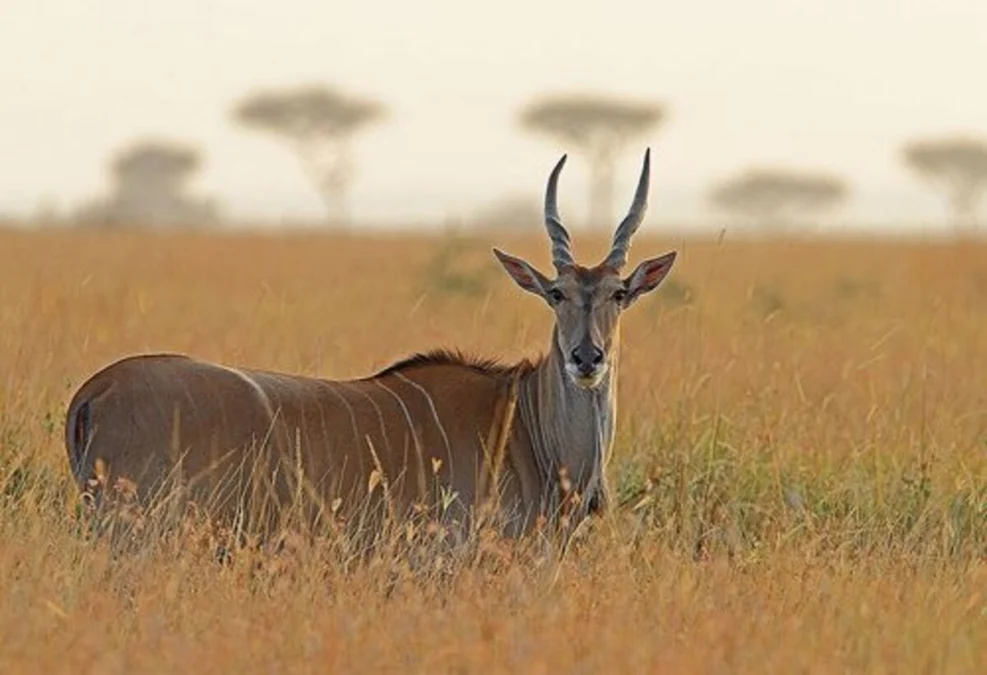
[233,85,385,225]
[519,94,664,227]
[709,168,848,229]
[77,140,219,227]
[902,135,987,231]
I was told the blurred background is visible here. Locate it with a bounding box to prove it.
[1,0,985,236]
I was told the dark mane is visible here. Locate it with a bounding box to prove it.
[368,348,539,380]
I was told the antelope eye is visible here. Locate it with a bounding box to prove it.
[548,288,565,303]
[612,288,628,303]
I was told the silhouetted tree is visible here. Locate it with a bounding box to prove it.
[709,168,848,229]
[233,85,385,225]
[902,135,987,230]
[519,94,664,227]
[77,140,219,227]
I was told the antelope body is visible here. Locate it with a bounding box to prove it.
[64,150,677,540]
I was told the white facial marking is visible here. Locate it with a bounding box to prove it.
[565,361,609,390]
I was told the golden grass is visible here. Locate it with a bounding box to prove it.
[1,227,985,673]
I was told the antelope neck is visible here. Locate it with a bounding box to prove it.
[517,327,616,519]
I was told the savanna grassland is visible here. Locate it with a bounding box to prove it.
[0,227,985,673]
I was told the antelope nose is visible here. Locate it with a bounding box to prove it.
[570,345,604,374]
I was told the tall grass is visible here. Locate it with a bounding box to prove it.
[0,228,984,673]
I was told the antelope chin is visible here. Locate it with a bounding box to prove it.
[565,363,608,390]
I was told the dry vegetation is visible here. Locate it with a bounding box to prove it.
[1,227,985,673]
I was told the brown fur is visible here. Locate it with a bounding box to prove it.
[66,351,544,537]
[369,349,538,381]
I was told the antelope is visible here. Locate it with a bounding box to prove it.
[64,149,677,543]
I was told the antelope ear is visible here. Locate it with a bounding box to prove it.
[623,251,677,305]
[493,248,551,298]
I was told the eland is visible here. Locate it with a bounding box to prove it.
[64,149,677,542]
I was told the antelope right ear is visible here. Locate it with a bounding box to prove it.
[493,248,552,298]
[623,250,677,305]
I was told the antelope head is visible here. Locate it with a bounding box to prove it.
[494,149,677,389]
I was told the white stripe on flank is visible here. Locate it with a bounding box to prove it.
[394,372,452,474]
[376,379,429,501]
[217,365,275,419]
[320,381,361,449]
[338,382,393,457]
[374,380,418,448]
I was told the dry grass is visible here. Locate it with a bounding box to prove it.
[1,227,985,673]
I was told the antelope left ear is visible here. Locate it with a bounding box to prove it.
[624,251,677,304]
[492,248,552,299]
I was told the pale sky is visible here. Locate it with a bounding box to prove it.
[2,0,985,229]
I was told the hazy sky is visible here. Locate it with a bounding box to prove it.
[2,0,985,228]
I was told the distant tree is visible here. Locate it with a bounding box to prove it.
[76,140,219,227]
[709,168,848,229]
[519,94,664,227]
[233,85,385,225]
[902,135,987,230]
